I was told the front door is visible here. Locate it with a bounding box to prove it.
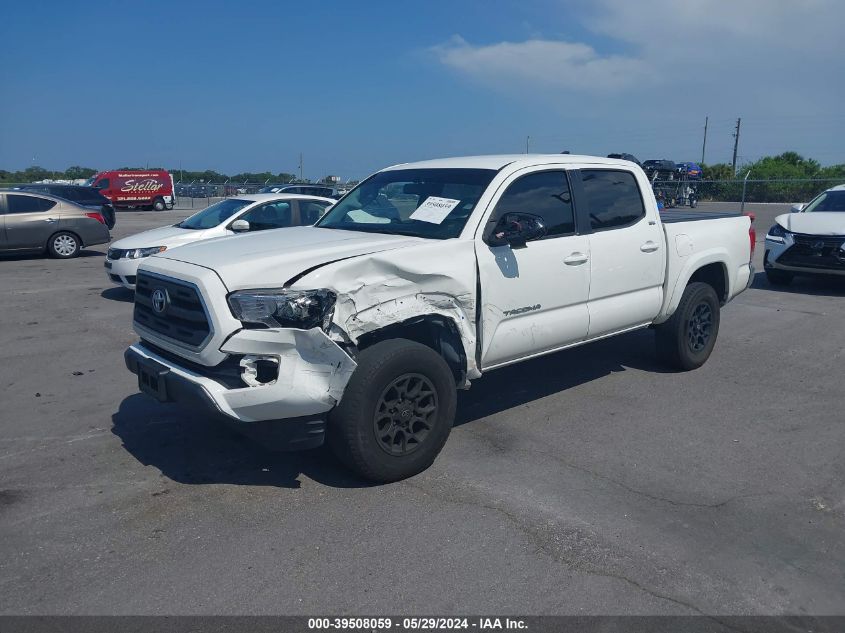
[3,194,59,250]
[476,168,591,369]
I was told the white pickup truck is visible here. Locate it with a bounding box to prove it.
[125,155,755,482]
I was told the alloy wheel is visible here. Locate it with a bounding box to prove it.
[373,373,438,456]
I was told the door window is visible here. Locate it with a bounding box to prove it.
[94,178,110,189]
[299,200,331,225]
[7,194,56,213]
[240,201,292,231]
[580,170,645,230]
[492,170,575,238]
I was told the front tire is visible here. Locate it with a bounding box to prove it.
[47,232,80,259]
[655,282,720,371]
[329,339,457,482]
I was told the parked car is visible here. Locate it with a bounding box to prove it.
[124,154,755,482]
[89,169,175,211]
[643,159,677,180]
[764,183,845,285]
[15,184,115,229]
[0,190,110,258]
[607,153,642,167]
[676,162,703,180]
[258,184,340,198]
[105,193,334,289]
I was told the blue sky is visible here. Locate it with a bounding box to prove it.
[1,0,843,180]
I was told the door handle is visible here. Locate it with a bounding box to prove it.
[44,218,57,223]
[640,241,659,253]
[564,252,589,265]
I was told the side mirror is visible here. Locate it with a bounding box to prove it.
[790,203,805,213]
[487,213,547,248]
[231,219,250,232]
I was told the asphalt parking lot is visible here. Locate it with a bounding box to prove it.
[1,202,843,615]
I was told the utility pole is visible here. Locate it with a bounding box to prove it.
[526,135,530,154]
[298,153,303,182]
[700,116,708,165]
[731,117,741,176]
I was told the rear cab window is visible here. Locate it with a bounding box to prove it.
[580,169,645,231]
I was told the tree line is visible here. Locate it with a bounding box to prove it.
[0,166,303,185]
[2,152,843,202]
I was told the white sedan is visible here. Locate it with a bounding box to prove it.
[764,184,845,285]
[105,193,334,289]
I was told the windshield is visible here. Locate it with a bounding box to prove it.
[178,198,253,229]
[803,190,845,213]
[316,168,496,239]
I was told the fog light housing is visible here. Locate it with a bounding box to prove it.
[239,355,280,387]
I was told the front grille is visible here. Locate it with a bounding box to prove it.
[134,272,212,349]
[778,234,845,270]
[109,274,121,283]
[126,275,137,285]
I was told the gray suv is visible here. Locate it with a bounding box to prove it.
[0,190,111,258]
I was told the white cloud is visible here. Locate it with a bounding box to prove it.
[428,0,845,162]
[431,36,654,93]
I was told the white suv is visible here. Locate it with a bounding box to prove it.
[764,184,845,285]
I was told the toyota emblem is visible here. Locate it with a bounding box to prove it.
[151,288,168,314]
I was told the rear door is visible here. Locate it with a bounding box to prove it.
[236,200,293,231]
[295,199,332,225]
[576,168,665,338]
[476,168,591,368]
[4,194,59,250]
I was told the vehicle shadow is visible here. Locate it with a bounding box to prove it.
[112,394,369,490]
[101,287,135,302]
[456,327,664,426]
[0,250,104,261]
[750,270,845,297]
[112,328,663,488]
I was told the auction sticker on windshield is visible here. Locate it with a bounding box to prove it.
[409,197,461,224]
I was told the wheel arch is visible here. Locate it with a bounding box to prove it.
[658,253,729,323]
[45,228,84,250]
[355,314,468,386]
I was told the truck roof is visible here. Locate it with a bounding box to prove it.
[383,154,638,172]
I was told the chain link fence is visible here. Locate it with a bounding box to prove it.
[2,178,842,208]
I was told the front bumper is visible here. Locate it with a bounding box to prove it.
[124,327,357,446]
[765,235,845,276]
[105,256,141,289]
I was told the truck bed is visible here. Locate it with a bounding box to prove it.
[660,209,740,224]
[659,209,742,223]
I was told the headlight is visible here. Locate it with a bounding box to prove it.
[766,224,788,243]
[127,246,167,259]
[228,288,336,331]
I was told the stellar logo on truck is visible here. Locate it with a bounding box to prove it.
[120,179,163,193]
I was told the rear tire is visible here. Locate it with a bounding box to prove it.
[152,198,166,211]
[47,232,80,259]
[765,268,793,286]
[328,339,457,483]
[655,282,720,371]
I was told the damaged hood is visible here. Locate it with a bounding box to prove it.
[776,212,845,236]
[156,225,429,290]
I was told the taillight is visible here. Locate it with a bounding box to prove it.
[85,212,106,225]
[745,212,756,260]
